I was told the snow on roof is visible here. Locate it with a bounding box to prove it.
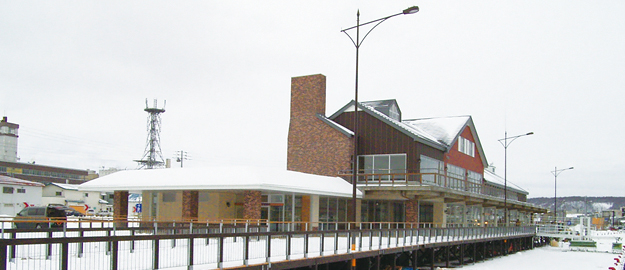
[329,101,445,150]
[483,169,528,194]
[403,116,470,147]
[328,100,488,166]
[47,182,81,191]
[0,175,44,187]
[316,114,353,137]
[79,166,363,198]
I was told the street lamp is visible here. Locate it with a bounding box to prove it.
[341,6,419,225]
[552,166,574,221]
[498,131,533,226]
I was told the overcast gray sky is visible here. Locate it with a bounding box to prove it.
[1,1,624,198]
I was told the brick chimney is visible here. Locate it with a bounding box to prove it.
[287,74,352,177]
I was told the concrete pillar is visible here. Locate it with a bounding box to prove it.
[182,190,198,221]
[243,190,262,220]
[433,200,447,228]
[310,195,319,230]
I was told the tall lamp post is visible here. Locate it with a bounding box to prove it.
[498,131,533,226]
[341,6,419,225]
[552,166,574,221]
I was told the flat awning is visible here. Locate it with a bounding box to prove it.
[79,166,362,199]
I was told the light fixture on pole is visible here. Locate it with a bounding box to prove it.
[498,131,533,226]
[341,8,418,269]
[552,166,574,221]
[341,6,419,225]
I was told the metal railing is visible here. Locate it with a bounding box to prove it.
[338,170,527,203]
[0,222,537,270]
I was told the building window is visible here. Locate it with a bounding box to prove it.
[55,191,62,196]
[17,188,26,194]
[420,155,444,185]
[84,193,89,197]
[162,192,176,202]
[467,170,483,193]
[458,137,475,157]
[3,187,14,194]
[389,104,401,121]
[358,154,407,181]
[447,164,466,190]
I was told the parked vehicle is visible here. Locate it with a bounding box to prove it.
[86,209,96,216]
[98,210,112,217]
[13,206,67,229]
[48,204,84,217]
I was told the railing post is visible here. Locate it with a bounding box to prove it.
[61,242,69,270]
[110,240,118,270]
[244,234,249,265]
[188,232,194,268]
[304,233,309,258]
[78,230,84,257]
[47,230,53,259]
[217,236,224,269]
[320,232,325,256]
[334,231,339,254]
[152,238,159,270]
[0,241,7,270]
[287,233,292,260]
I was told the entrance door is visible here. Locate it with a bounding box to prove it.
[263,195,285,231]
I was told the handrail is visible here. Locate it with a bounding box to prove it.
[338,170,528,203]
[0,225,538,270]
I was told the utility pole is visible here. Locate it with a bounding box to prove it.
[175,151,188,168]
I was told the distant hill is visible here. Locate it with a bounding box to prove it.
[528,196,625,213]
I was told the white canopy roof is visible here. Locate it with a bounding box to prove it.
[79,166,362,198]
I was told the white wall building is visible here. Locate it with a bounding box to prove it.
[0,116,19,162]
[42,183,106,214]
[0,175,43,216]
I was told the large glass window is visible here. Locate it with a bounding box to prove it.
[420,155,443,185]
[358,154,406,181]
[360,200,405,223]
[447,164,466,190]
[319,197,350,229]
[467,170,482,193]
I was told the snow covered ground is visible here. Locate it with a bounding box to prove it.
[460,231,625,270]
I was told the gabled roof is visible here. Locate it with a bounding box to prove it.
[46,182,80,191]
[327,100,489,166]
[78,166,363,199]
[329,100,446,151]
[0,175,44,187]
[316,114,353,137]
[361,100,402,121]
[404,116,488,166]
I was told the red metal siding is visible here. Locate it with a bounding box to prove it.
[445,127,484,174]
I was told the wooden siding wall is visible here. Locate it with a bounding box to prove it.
[334,111,444,172]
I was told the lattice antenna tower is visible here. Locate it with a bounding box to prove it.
[135,99,166,169]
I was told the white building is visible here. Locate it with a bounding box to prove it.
[42,183,107,214]
[0,175,44,216]
[0,116,19,162]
